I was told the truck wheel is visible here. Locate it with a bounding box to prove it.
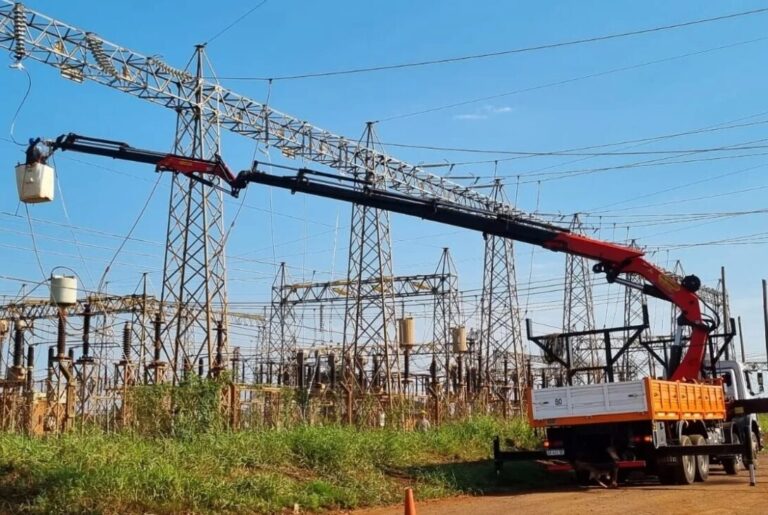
[575,469,591,486]
[723,454,742,475]
[657,465,676,485]
[673,436,696,485]
[723,455,741,475]
[690,434,709,482]
[722,433,742,475]
[616,468,631,485]
[743,430,760,470]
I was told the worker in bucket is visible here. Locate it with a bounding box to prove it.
[25,137,50,165]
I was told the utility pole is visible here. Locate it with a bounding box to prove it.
[737,316,746,363]
[720,267,731,358]
[763,279,768,368]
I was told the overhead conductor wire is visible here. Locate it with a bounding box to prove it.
[205,0,269,45]
[215,7,768,81]
[9,66,46,280]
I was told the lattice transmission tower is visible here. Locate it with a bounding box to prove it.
[267,263,297,384]
[623,239,648,380]
[343,123,398,394]
[562,213,599,384]
[432,248,462,384]
[161,45,228,382]
[479,180,524,401]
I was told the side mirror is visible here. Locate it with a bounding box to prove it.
[722,373,732,387]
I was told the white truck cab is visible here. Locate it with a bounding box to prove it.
[710,360,763,455]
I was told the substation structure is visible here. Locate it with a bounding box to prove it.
[0,253,729,434]
[0,2,736,434]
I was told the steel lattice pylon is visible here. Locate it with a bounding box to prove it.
[432,248,462,384]
[161,46,228,381]
[267,263,296,385]
[562,213,599,384]
[343,123,398,394]
[479,180,524,401]
[623,239,648,380]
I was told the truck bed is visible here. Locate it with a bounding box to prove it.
[528,378,726,427]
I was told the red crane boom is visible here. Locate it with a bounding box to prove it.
[23,135,717,381]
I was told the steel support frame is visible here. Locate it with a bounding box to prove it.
[526,305,650,385]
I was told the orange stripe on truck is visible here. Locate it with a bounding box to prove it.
[529,378,726,428]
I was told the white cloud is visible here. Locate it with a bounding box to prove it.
[453,113,489,120]
[454,104,513,121]
[488,105,513,114]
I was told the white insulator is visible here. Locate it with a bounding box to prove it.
[398,317,415,348]
[451,326,468,353]
[150,57,192,82]
[86,33,118,77]
[13,3,26,61]
[50,275,77,306]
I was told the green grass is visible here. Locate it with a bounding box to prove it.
[0,416,538,514]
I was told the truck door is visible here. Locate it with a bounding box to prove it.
[722,370,737,402]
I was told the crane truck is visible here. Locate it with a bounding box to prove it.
[16,133,768,486]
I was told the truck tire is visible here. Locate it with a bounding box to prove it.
[673,436,696,485]
[575,469,591,486]
[722,454,742,475]
[690,434,709,482]
[657,464,676,485]
[743,430,760,470]
[722,433,742,475]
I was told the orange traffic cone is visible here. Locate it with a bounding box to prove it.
[404,487,416,515]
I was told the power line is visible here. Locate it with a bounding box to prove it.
[23,204,46,279]
[444,148,768,184]
[204,0,269,45]
[378,141,768,158]
[410,116,768,170]
[456,138,768,184]
[594,183,768,215]
[527,149,768,184]
[587,162,768,213]
[645,231,768,251]
[8,66,32,147]
[211,7,768,81]
[377,38,768,123]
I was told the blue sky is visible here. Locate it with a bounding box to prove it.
[2,1,768,361]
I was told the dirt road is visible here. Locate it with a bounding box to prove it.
[356,470,767,515]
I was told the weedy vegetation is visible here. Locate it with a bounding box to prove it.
[0,379,540,514]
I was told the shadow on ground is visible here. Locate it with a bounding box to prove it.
[400,459,578,496]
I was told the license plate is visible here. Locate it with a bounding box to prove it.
[546,449,565,457]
